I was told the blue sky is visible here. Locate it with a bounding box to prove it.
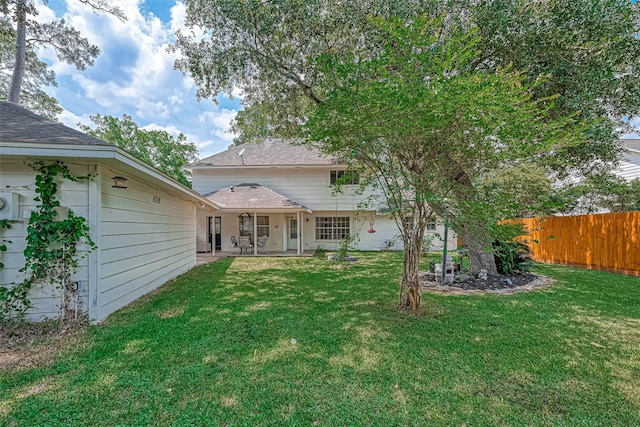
[38,1,638,161]
[39,0,242,159]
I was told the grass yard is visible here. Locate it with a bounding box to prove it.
[1,252,639,426]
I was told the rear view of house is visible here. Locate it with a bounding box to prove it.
[188,138,457,255]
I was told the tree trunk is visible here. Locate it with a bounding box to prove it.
[9,0,27,103]
[400,241,422,313]
[457,229,499,275]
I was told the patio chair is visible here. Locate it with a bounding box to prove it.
[230,236,240,253]
[256,235,268,253]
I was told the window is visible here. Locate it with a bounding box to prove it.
[239,214,253,236]
[315,216,350,240]
[239,215,270,237]
[404,217,436,232]
[257,215,269,237]
[330,170,359,185]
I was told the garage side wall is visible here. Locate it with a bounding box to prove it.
[0,160,91,321]
[95,167,197,322]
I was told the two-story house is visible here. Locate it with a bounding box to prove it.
[188,138,457,255]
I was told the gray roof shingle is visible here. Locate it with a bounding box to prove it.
[189,138,337,167]
[621,139,640,152]
[205,183,308,211]
[0,101,111,146]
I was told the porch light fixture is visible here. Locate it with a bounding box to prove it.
[153,195,161,204]
[112,176,128,189]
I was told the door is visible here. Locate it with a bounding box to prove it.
[214,217,222,250]
[288,217,298,250]
[206,216,212,252]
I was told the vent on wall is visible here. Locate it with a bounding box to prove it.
[0,192,19,220]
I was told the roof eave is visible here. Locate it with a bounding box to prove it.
[0,141,219,210]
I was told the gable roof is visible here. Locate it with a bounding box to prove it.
[205,183,310,212]
[0,101,111,146]
[188,138,338,168]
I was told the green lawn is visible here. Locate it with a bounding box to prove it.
[1,252,639,426]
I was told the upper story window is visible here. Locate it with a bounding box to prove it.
[426,220,437,231]
[330,170,359,185]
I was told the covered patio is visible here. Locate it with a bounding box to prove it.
[199,183,312,256]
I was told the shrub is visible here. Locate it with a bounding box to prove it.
[493,239,533,274]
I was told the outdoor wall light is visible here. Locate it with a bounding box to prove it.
[153,195,161,204]
[112,176,128,189]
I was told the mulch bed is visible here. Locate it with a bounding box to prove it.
[420,272,552,295]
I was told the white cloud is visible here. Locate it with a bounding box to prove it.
[37,0,240,160]
[198,109,238,145]
[142,122,213,154]
[57,108,92,129]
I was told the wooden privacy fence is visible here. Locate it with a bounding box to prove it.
[513,211,640,276]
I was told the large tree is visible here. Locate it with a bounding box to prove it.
[463,0,640,178]
[304,17,580,309]
[1,0,125,114]
[79,114,199,187]
[0,18,61,118]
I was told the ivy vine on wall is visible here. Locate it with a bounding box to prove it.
[0,160,96,322]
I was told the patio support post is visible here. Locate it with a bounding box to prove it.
[212,216,216,256]
[296,211,301,255]
[300,212,304,255]
[282,214,287,251]
[253,211,258,255]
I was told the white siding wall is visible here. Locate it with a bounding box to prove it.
[0,161,91,321]
[196,209,211,252]
[300,211,457,251]
[95,166,197,322]
[192,167,457,253]
[193,168,377,211]
[616,150,640,181]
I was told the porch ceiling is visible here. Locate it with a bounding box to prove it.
[205,183,311,213]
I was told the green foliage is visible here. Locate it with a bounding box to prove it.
[552,175,640,214]
[335,233,358,260]
[478,163,556,218]
[79,114,198,187]
[0,160,96,321]
[493,239,533,275]
[468,0,640,177]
